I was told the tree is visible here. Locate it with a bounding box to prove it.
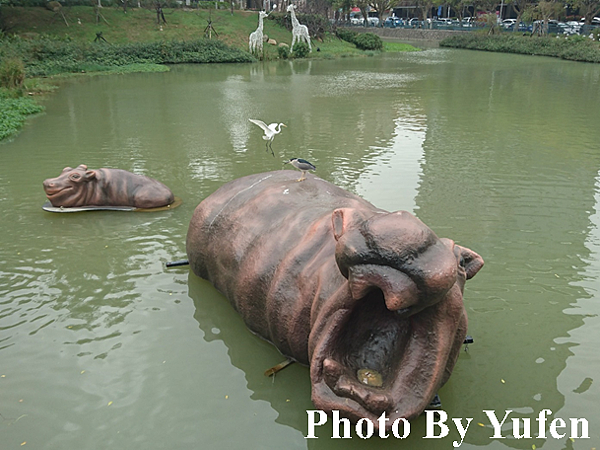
[368,0,400,26]
[332,0,354,22]
[446,0,474,22]
[571,0,600,24]
[413,0,439,27]
[156,1,167,25]
[0,0,7,33]
[306,0,334,16]
[355,0,370,26]
[531,0,563,34]
[506,0,533,31]
[472,0,500,17]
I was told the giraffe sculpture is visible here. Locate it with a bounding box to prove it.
[249,11,269,55]
[286,4,311,53]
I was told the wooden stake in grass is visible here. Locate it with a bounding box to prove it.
[94,5,110,26]
[204,9,218,39]
[156,2,167,25]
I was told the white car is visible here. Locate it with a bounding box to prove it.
[580,17,600,24]
[502,19,517,29]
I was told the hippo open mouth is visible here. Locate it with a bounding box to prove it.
[322,290,411,412]
[309,274,467,428]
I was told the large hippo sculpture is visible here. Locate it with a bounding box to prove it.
[43,164,174,208]
[186,170,483,429]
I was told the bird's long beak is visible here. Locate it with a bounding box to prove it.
[282,124,287,127]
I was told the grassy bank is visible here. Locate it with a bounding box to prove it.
[1,6,370,56]
[1,36,255,77]
[2,6,294,49]
[440,33,600,63]
[0,6,418,140]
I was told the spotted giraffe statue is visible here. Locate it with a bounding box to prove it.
[286,4,311,53]
[249,11,269,55]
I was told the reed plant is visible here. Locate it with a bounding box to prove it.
[440,33,600,63]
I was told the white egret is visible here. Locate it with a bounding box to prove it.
[284,158,316,181]
[249,119,287,156]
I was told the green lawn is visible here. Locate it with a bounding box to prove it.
[1,6,418,56]
[0,6,420,141]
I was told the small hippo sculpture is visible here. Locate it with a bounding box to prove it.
[43,164,174,209]
[186,170,484,429]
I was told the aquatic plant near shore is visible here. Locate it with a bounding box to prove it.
[0,92,44,141]
[440,33,600,63]
[0,35,256,77]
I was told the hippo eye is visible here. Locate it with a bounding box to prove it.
[69,173,81,181]
[453,246,464,267]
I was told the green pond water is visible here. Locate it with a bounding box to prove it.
[1,49,600,449]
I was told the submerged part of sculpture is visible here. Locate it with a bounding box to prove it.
[186,170,483,429]
[43,164,174,209]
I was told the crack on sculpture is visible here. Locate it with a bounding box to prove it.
[287,4,311,53]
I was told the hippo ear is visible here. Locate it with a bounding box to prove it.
[332,208,354,241]
[77,164,88,170]
[84,170,97,180]
[457,245,484,280]
[332,208,368,241]
[62,166,73,173]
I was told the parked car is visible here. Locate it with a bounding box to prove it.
[461,17,475,27]
[384,16,403,27]
[408,17,421,27]
[565,21,583,33]
[502,19,517,29]
[502,19,531,31]
[580,17,600,24]
[366,17,380,26]
[532,19,560,34]
[350,16,364,25]
[433,18,456,28]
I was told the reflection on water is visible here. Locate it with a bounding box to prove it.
[1,50,600,449]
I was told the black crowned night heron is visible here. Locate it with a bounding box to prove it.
[284,158,316,181]
[249,119,287,156]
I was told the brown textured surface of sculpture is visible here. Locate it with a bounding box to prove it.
[186,170,484,429]
[43,164,174,208]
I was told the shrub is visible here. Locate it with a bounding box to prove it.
[336,28,358,44]
[291,41,310,58]
[353,32,383,51]
[277,45,290,59]
[0,58,26,89]
[0,36,256,77]
[335,29,382,51]
[439,34,600,63]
